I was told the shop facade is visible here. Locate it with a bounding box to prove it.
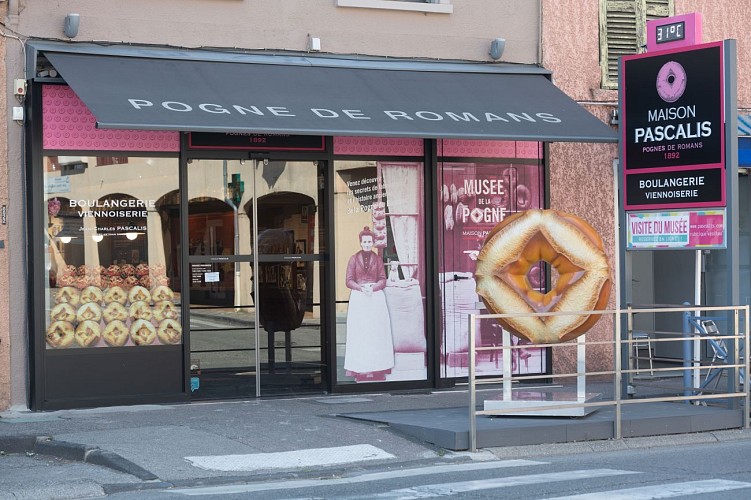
[21,41,615,409]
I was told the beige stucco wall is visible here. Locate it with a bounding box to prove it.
[14,0,539,64]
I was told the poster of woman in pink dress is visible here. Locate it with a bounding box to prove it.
[343,226,395,382]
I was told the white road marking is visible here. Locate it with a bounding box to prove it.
[165,459,546,495]
[185,444,394,471]
[353,469,639,499]
[544,479,751,499]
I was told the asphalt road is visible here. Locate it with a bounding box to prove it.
[6,435,751,499]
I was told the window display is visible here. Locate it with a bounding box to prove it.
[334,161,427,384]
[438,160,546,377]
[44,156,181,349]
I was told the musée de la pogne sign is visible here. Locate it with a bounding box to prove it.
[622,42,725,209]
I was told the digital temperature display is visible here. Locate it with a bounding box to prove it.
[656,21,685,44]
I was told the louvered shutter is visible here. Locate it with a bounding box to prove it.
[646,0,673,20]
[599,0,674,89]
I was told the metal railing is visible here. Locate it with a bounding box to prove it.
[467,305,750,452]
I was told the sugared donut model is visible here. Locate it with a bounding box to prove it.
[475,209,611,344]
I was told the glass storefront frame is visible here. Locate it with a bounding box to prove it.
[28,83,552,409]
[184,154,330,399]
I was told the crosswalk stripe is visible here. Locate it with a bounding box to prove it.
[165,459,546,496]
[354,469,639,499]
[543,479,751,499]
[186,444,394,471]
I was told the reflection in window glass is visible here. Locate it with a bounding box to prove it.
[44,156,181,349]
[335,161,427,385]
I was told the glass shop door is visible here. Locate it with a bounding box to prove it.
[187,158,327,398]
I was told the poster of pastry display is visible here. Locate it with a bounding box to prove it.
[438,162,546,377]
[335,161,427,384]
[45,190,182,349]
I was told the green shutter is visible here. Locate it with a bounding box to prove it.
[599,0,673,89]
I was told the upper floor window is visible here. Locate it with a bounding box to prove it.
[599,0,674,89]
[336,0,452,14]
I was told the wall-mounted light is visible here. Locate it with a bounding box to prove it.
[125,232,139,241]
[64,13,80,38]
[489,38,506,60]
[92,234,104,242]
[610,109,619,126]
[59,236,72,244]
[308,35,321,52]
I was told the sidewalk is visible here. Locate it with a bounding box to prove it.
[0,390,476,498]
[1,384,749,498]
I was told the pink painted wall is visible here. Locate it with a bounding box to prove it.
[540,1,751,375]
[675,1,751,108]
[542,0,617,374]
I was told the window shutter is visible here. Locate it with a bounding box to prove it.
[599,0,673,89]
[646,0,674,20]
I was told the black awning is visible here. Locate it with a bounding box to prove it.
[45,52,616,143]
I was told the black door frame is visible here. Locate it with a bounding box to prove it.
[181,137,334,396]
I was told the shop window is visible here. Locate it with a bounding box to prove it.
[599,0,674,89]
[44,156,181,350]
[437,158,546,378]
[334,160,427,384]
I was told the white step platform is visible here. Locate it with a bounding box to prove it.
[483,391,601,417]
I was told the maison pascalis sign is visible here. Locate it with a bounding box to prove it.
[622,41,725,210]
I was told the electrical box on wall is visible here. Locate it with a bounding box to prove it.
[13,79,26,96]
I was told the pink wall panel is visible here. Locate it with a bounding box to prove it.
[42,86,179,152]
[333,136,424,156]
[440,140,542,159]
[439,139,517,158]
[515,141,544,159]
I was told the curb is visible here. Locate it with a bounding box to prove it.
[0,435,158,481]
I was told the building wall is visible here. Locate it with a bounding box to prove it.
[541,0,617,375]
[14,0,539,64]
[676,1,751,108]
[541,0,751,375]
[0,3,9,410]
[1,1,543,410]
